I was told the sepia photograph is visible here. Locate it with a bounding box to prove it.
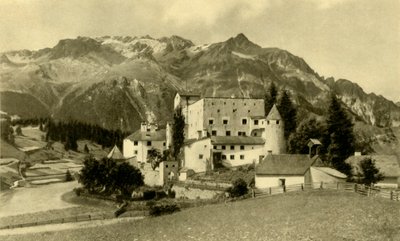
[0,0,399,240]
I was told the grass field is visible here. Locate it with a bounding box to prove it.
[2,190,399,241]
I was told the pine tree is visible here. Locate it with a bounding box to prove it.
[277,90,297,140]
[358,157,384,186]
[172,107,185,164]
[265,82,278,115]
[326,94,354,176]
[84,144,90,153]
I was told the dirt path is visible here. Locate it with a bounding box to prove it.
[0,216,144,236]
[0,181,79,218]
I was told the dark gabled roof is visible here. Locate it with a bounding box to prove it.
[177,91,201,97]
[266,104,282,120]
[345,155,400,177]
[256,154,317,175]
[107,145,125,160]
[125,129,166,142]
[312,167,347,179]
[250,116,266,120]
[211,136,265,145]
[184,137,210,146]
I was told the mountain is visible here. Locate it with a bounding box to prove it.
[1,34,400,132]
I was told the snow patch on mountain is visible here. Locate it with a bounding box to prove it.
[232,51,255,60]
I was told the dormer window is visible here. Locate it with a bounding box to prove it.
[254,120,259,125]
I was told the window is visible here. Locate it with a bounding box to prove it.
[233,109,237,113]
[267,120,270,125]
[146,128,150,132]
[230,145,235,150]
[254,120,259,125]
[199,154,203,159]
[217,109,220,113]
[222,155,226,160]
[242,118,247,125]
[277,120,280,124]
[224,102,226,105]
[238,131,246,136]
[226,131,231,136]
[147,141,152,146]
[240,145,245,150]
[244,103,247,106]
[134,141,138,146]
[209,119,214,125]
[223,119,228,125]
[204,145,207,148]
[211,102,214,105]
[166,165,169,168]
[134,150,138,154]
[240,155,244,160]
[230,155,235,160]
[222,145,226,150]
[213,146,217,149]
[212,130,217,136]
[163,142,166,146]
[172,164,175,167]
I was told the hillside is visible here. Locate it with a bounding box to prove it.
[2,190,399,240]
[1,34,399,131]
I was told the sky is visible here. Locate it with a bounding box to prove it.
[0,0,399,102]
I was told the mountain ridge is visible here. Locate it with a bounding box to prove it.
[1,34,399,130]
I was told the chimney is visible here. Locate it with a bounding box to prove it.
[267,150,272,155]
[140,122,147,132]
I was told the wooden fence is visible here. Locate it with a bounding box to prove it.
[0,210,147,230]
[254,182,400,201]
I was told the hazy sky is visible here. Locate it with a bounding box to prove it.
[0,0,399,101]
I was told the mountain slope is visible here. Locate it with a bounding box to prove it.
[1,34,399,131]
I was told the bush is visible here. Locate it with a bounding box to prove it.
[65,170,73,181]
[74,187,84,196]
[149,204,180,216]
[227,178,248,198]
[143,190,156,200]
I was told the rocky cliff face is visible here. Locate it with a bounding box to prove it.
[1,34,399,130]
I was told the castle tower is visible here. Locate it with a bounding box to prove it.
[264,104,286,154]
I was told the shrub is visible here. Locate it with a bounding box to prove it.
[227,178,248,198]
[143,190,156,200]
[65,170,73,181]
[149,204,180,216]
[74,187,83,196]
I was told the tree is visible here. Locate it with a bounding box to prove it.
[227,178,248,198]
[358,158,384,186]
[79,156,144,196]
[326,94,355,176]
[277,90,297,140]
[15,126,23,136]
[265,82,278,114]
[288,117,325,154]
[84,144,90,153]
[172,107,185,163]
[65,170,73,181]
[147,148,163,170]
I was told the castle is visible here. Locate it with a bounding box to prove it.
[123,92,286,173]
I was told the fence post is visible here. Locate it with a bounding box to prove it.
[283,185,286,193]
[320,182,323,189]
[269,187,271,195]
[390,191,393,200]
[336,182,339,190]
[301,184,304,191]
[367,186,371,197]
[354,183,357,192]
